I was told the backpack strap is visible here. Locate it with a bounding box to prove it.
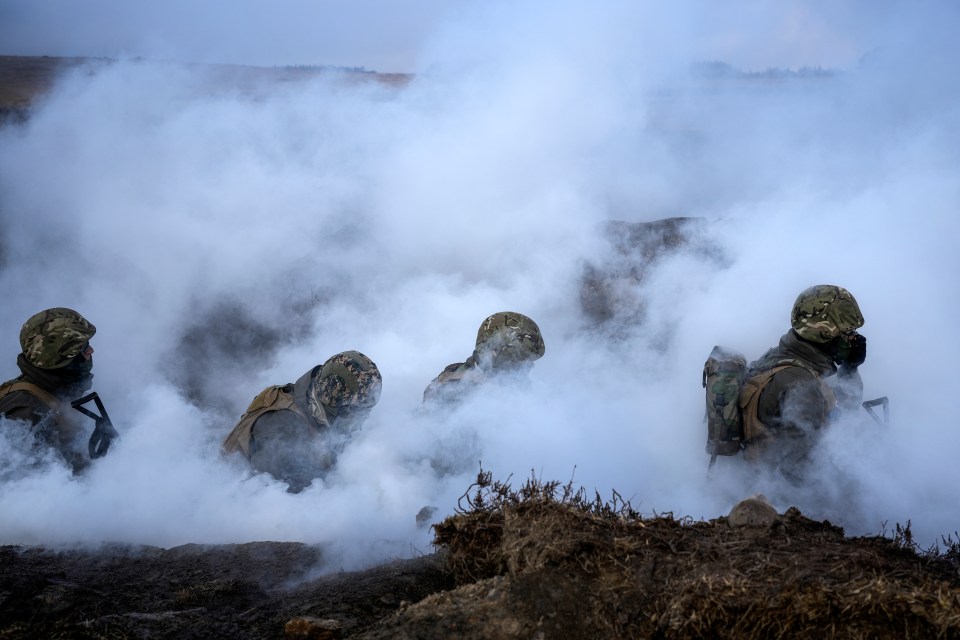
[0,379,63,418]
[222,384,309,458]
[739,365,792,444]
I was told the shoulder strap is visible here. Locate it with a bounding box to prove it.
[222,384,308,457]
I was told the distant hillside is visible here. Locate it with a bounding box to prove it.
[0,55,413,122]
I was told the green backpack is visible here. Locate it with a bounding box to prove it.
[702,345,748,465]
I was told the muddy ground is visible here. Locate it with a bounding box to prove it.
[3,477,960,639]
[0,542,453,639]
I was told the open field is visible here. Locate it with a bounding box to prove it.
[0,55,412,121]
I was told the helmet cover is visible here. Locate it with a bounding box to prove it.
[19,307,96,369]
[475,312,545,362]
[311,350,382,412]
[790,285,864,343]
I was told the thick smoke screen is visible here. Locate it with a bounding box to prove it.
[1,2,959,567]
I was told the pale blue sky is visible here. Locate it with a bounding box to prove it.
[0,0,937,72]
[0,0,469,72]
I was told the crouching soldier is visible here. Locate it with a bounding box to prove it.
[0,307,114,473]
[740,285,867,485]
[423,311,545,406]
[223,351,381,492]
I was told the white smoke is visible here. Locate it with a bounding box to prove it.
[0,1,958,567]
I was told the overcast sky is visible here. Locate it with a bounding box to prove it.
[0,0,931,72]
[0,0,958,569]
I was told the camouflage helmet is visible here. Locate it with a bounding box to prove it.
[19,307,96,370]
[790,285,864,343]
[475,312,545,361]
[312,351,382,412]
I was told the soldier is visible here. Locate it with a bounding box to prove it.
[739,285,867,484]
[0,307,107,473]
[423,311,545,405]
[223,351,381,492]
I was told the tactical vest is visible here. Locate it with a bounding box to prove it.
[738,360,837,445]
[222,384,312,458]
[0,379,63,423]
[423,359,488,404]
[435,363,475,385]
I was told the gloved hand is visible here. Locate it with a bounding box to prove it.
[839,332,867,370]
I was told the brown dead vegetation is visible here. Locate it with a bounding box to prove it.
[360,471,960,639]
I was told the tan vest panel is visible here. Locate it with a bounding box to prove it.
[0,379,63,421]
[222,385,310,458]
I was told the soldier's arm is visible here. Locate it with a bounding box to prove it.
[781,379,830,432]
[831,366,864,414]
[422,376,444,404]
[759,368,830,433]
[248,411,335,493]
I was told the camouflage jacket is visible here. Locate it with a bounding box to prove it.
[0,354,92,472]
[223,366,337,493]
[422,354,487,405]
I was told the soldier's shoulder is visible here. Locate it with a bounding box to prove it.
[422,361,479,405]
[0,378,56,415]
[439,361,469,377]
[775,364,817,381]
[761,363,822,400]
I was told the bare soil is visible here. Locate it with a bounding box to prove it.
[0,542,453,639]
[3,476,959,639]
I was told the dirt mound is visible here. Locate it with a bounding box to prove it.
[360,473,960,640]
[3,474,958,639]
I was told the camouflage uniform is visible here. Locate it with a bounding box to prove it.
[0,308,97,473]
[423,312,545,405]
[739,285,865,484]
[223,351,381,493]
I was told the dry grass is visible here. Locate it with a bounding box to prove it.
[429,470,960,639]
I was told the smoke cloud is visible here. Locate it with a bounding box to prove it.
[0,1,958,569]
